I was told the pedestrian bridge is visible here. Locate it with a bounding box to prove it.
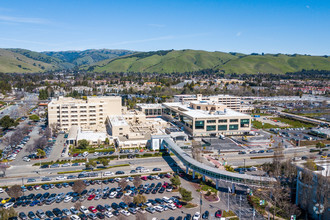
[162,137,276,187]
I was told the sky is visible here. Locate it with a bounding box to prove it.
[0,0,329,55]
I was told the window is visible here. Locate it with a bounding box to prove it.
[241,119,250,128]
[195,121,204,129]
[119,128,123,130]
[207,120,216,124]
[119,133,123,135]
[196,106,201,109]
[206,125,216,131]
[218,125,227,131]
[241,119,250,124]
[218,119,227,123]
[230,119,238,123]
[229,124,239,130]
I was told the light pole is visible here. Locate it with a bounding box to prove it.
[239,194,242,219]
[227,186,231,212]
[200,191,202,215]
[244,159,246,171]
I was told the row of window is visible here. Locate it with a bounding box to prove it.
[206,119,246,124]
[54,105,103,109]
[206,124,239,131]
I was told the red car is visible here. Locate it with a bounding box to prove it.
[165,174,171,178]
[215,210,222,218]
[174,202,182,208]
[73,153,79,157]
[141,176,148,181]
[88,206,97,213]
[87,195,95,200]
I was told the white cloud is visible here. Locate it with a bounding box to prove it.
[0,15,48,24]
[306,5,310,9]
[236,32,242,37]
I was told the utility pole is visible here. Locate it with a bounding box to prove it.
[200,191,202,215]
[239,194,242,219]
[227,186,231,212]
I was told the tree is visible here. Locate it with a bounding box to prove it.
[179,187,193,202]
[118,179,128,190]
[85,160,97,169]
[35,137,47,150]
[7,185,22,198]
[0,163,8,177]
[72,180,87,194]
[99,158,110,166]
[105,137,109,145]
[170,175,181,188]
[50,123,60,134]
[316,142,326,149]
[0,207,17,219]
[44,126,52,139]
[74,201,82,211]
[78,139,89,149]
[29,114,40,122]
[122,195,132,204]
[136,212,147,220]
[37,149,46,159]
[133,176,142,188]
[133,194,146,205]
[0,115,18,130]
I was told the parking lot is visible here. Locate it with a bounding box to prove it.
[0,173,229,220]
[202,138,243,152]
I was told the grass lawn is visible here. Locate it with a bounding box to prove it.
[272,117,314,128]
[252,120,278,129]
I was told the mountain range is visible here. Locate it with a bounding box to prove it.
[0,48,329,74]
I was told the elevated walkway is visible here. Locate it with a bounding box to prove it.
[162,137,276,187]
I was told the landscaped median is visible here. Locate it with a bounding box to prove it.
[57,164,130,174]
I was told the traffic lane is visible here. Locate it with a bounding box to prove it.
[0,165,174,186]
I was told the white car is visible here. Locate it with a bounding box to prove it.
[168,203,177,210]
[61,163,70,167]
[56,176,66,180]
[80,206,89,214]
[0,188,4,193]
[64,196,73,203]
[104,171,114,176]
[154,206,164,212]
[136,207,146,213]
[124,190,132,196]
[93,152,99,156]
[109,191,117,198]
[70,215,80,220]
[3,202,14,209]
[155,175,160,180]
[104,211,113,218]
[120,210,131,216]
[193,212,200,220]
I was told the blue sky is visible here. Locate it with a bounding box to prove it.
[0,0,329,55]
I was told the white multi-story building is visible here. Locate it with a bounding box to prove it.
[173,94,248,112]
[48,96,122,132]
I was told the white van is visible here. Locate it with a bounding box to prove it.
[82,151,89,157]
[3,202,14,209]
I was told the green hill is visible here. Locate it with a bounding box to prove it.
[0,48,329,74]
[86,50,330,74]
[42,49,135,66]
[0,49,58,73]
[0,48,135,73]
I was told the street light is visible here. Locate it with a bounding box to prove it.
[200,191,202,215]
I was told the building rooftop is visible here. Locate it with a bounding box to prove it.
[77,130,107,142]
[108,115,129,126]
[163,102,248,118]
